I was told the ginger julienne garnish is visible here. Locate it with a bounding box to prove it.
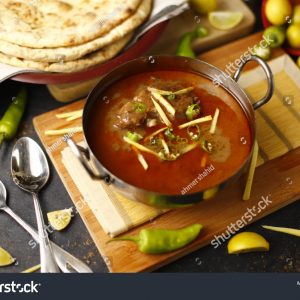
[131,145,149,171]
[56,109,83,120]
[242,140,259,201]
[262,225,300,237]
[151,91,176,116]
[45,126,83,136]
[178,115,213,129]
[151,97,172,127]
[144,126,168,141]
[147,86,194,96]
[45,109,83,136]
[123,136,160,158]
[209,108,220,134]
[137,152,149,171]
[120,84,222,170]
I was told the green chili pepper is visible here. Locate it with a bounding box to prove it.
[176,32,196,58]
[186,103,200,121]
[0,87,27,147]
[187,124,201,141]
[167,94,176,101]
[109,224,203,254]
[176,26,208,58]
[201,139,213,153]
[164,128,176,141]
[133,101,147,113]
[126,131,143,142]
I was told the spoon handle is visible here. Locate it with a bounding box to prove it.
[32,193,60,273]
[2,206,92,273]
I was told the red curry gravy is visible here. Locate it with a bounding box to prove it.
[88,71,252,195]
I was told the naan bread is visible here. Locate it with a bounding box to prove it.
[0,0,141,48]
[0,35,132,73]
[0,0,151,62]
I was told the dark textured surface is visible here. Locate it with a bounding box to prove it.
[0,0,299,273]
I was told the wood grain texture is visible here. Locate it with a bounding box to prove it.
[33,32,300,272]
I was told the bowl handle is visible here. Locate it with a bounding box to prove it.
[66,137,111,183]
[232,55,274,110]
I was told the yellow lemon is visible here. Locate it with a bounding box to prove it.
[227,232,270,254]
[189,0,218,15]
[47,208,73,231]
[292,5,300,24]
[287,24,300,48]
[208,11,243,30]
[0,247,15,267]
[265,0,292,25]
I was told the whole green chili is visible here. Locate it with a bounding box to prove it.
[176,26,208,58]
[109,224,203,254]
[176,32,196,58]
[0,87,27,147]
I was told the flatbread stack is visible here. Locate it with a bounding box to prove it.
[0,0,152,73]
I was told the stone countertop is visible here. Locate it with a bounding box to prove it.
[0,0,299,273]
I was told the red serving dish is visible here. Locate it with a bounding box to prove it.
[262,0,300,56]
[11,22,168,85]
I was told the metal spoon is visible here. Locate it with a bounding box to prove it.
[0,180,92,273]
[11,137,59,273]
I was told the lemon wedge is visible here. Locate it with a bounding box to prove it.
[0,247,15,267]
[47,208,73,231]
[208,11,243,30]
[228,232,270,254]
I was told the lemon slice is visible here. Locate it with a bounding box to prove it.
[47,208,73,231]
[208,11,243,30]
[0,247,15,267]
[228,232,270,254]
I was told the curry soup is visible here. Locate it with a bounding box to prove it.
[87,71,252,195]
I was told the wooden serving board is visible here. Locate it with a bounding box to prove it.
[34,32,300,272]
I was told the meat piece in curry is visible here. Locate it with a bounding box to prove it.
[115,79,195,129]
